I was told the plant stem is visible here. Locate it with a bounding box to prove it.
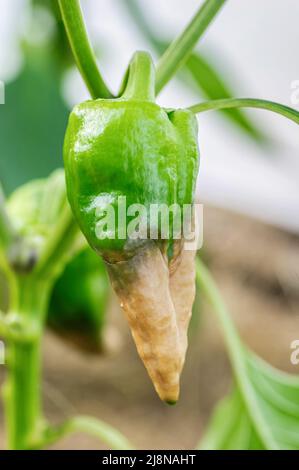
[30,415,133,450]
[155,0,227,94]
[3,276,52,449]
[58,0,113,99]
[0,311,37,343]
[188,98,299,125]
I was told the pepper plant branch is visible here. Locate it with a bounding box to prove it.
[189,98,299,125]
[58,0,113,99]
[195,258,276,449]
[29,415,133,450]
[155,0,227,94]
[3,277,52,449]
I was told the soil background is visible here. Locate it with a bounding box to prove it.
[0,206,299,449]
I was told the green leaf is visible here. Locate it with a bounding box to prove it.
[199,353,299,450]
[199,388,260,450]
[7,169,79,276]
[7,169,66,245]
[0,45,69,194]
[186,53,265,141]
[196,259,299,450]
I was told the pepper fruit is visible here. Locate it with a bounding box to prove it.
[64,51,200,403]
[49,247,109,352]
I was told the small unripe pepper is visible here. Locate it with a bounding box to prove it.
[49,247,109,352]
[64,52,200,403]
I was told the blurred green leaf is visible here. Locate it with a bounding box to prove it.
[7,169,75,272]
[32,0,74,70]
[7,169,66,236]
[48,247,110,352]
[186,53,265,141]
[197,259,299,450]
[200,353,299,450]
[0,45,69,194]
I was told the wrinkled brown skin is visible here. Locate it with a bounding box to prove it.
[105,240,196,403]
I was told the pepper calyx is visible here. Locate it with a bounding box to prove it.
[120,51,156,102]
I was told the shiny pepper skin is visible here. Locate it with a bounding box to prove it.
[64,52,200,403]
[64,101,198,259]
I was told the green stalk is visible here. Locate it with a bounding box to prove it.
[2,193,78,449]
[3,276,52,450]
[58,0,113,99]
[30,415,133,450]
[155,0,227,94]
[121,51,155,101]
[188,98,299,125]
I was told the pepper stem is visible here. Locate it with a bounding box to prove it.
[121,51,155,102]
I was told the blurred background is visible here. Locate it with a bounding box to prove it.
[0,0,299,450]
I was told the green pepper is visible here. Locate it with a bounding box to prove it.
[64,51,200,403]
[49,247,109,352]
